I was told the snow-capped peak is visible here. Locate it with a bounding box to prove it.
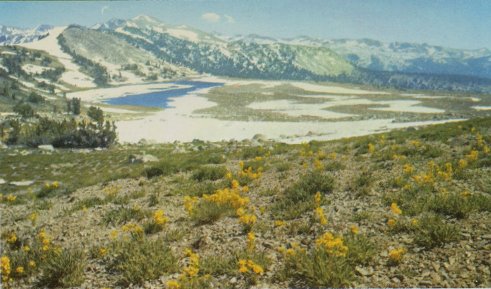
[0,24,53,45]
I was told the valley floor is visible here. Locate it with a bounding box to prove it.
[65,77,491,144]
[1,118,490,288]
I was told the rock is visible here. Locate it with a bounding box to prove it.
[481,234,491,240]
[11,180,34,186]
[419,280,433,286]
[251,140,262,147]
[0,178,5,185]
[391,277,401,284]
[252,134,267,142]
[432,263,441,271]
[0,142,7,149]
[431,272,442,283]
[355,266,373,276]
[38,144,55,151]
[230,277,237,284]
[129,154,159,164]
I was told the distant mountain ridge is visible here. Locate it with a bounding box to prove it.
[0,24,53,45]
[317,38,491,80]
[2,15,491,92]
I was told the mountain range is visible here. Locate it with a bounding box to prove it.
[1,15,491,92]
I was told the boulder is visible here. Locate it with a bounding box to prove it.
[129,154,159,164]
[11,180,34,186]
[38,144,55,151]
[252,134,268,142]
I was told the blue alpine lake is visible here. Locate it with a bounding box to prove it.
[104,80,224,108]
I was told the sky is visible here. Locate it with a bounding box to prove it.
[0,0,490,50]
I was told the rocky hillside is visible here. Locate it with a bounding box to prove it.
[58,25,194,85]
[101,16,354,80]
[1,117,490,288]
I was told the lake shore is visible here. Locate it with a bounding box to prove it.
[65,77,468,144]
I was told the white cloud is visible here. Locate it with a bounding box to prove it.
[101,5,109,16]
[201,12,221,23]
[224,14,235,23]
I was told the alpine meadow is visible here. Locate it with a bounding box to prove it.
[1,1,490,288]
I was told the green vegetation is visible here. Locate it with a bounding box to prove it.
[36,249,87,288]
[273,171,335,219]
[1,117,491,288]
[108,237,178,286]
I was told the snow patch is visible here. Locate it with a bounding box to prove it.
[248,99,353,119]
[166,28,199,42]
[472,106,491,111]
[20,27,96,88]
[22,63,53,74]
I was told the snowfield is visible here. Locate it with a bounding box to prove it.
[20,27,96,88]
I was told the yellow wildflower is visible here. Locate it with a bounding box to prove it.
[1,256,11,277]
[259,206,266,214]
[6,232,17,244]
[251,263,264,275]
[476,133,484,147]
[328,152,337,160]
[466,150,478,162]
[368,143,375,154]
[274,220,285,227]
[183,249,199,277]
[28,260,36,268]
[314,191,322,207]
[153,209,169,225]
[387,218,396,228]
[458,159,468,169]
[99,247,108,257]
[29,212,38,224]
[350,225,359,234]
[239,214,257,227]
[15,266,24,274]
[203,187,250,209]
[402,164,414,175]
[6,194,16,202]
[236,207,245,216]
[460,191,471,198]
[22,245,30,252]
[238,259,264,275]
[315,232,348,257]
[183,196,198,214]
[231,179,240,189]
[410,218,419,227]
[247,232,255,251]
[388,247,407,264]
[238,259,248,273]
[390,202,402,215]
[166,280,181,289]
[315,207,328,225]
[313,159,324,170]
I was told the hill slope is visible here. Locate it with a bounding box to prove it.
[58,26,194,85]
[1,117,490,288]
